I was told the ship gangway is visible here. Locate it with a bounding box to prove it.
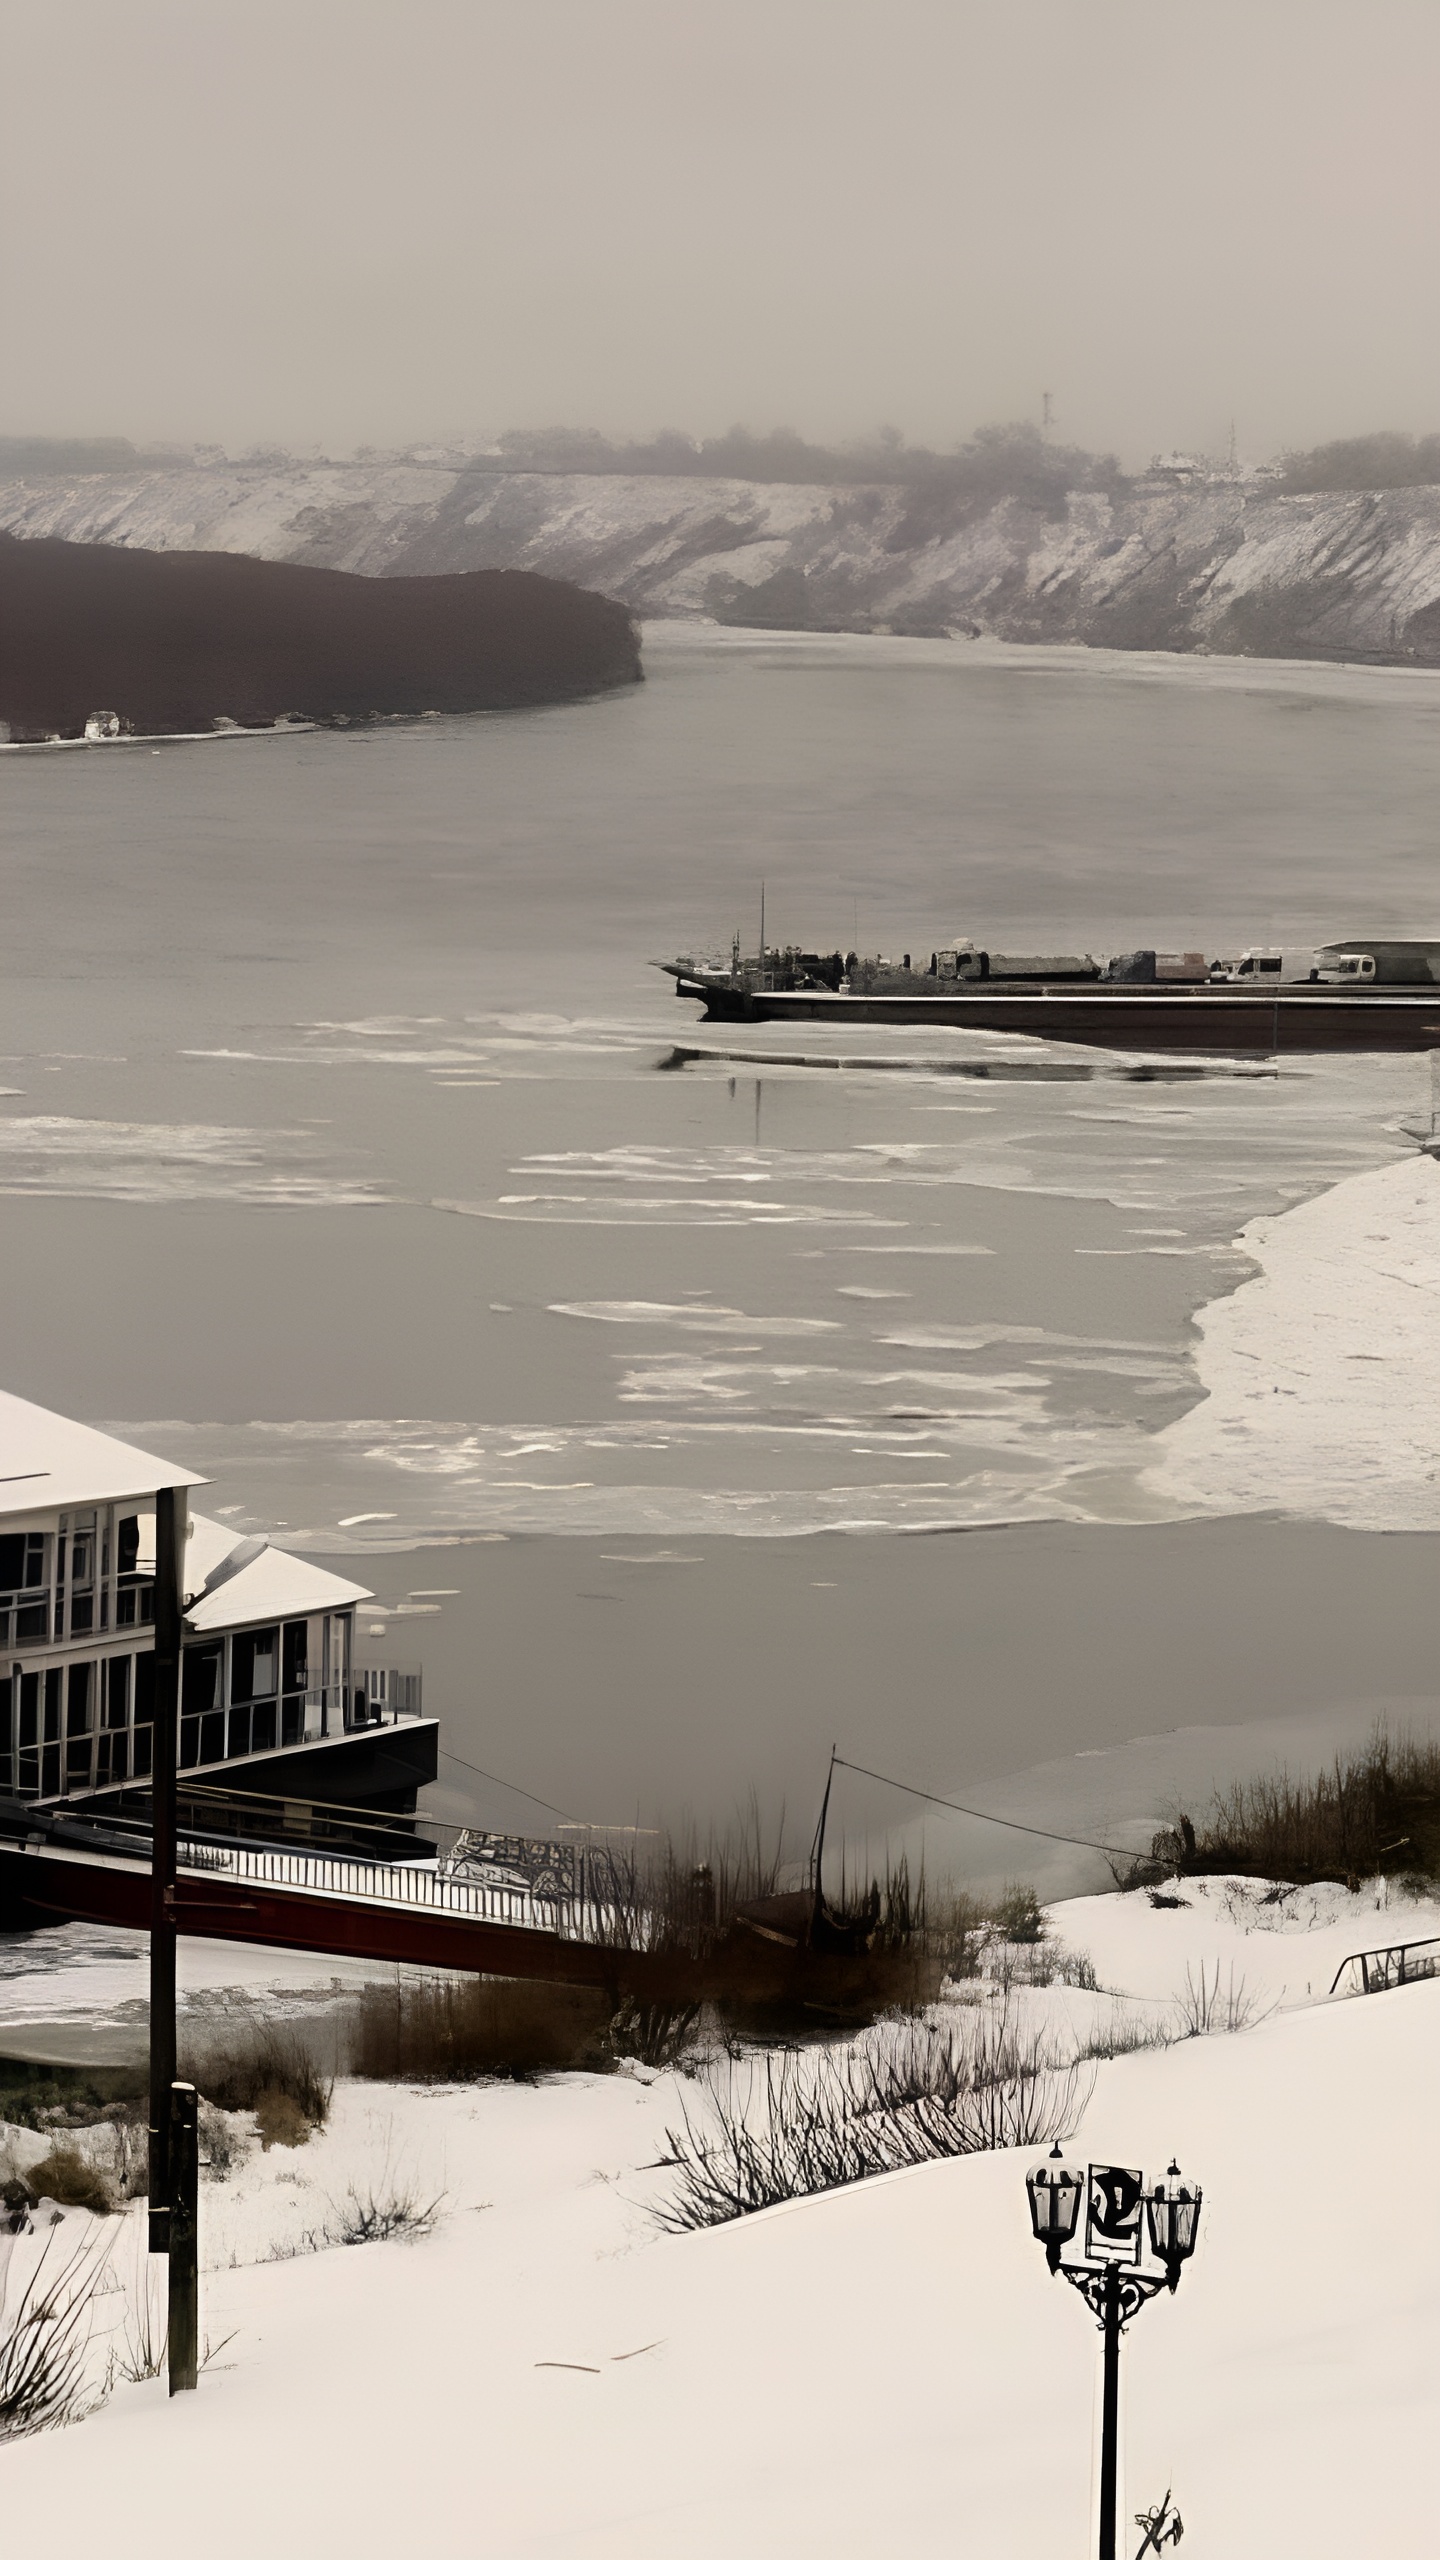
[0,1796,933,2012]
[0,1813,625,1992]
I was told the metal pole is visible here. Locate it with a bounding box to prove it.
[148,1486,184,2254]
[167,2081,199,2394]
[1098,2261,1121,2560]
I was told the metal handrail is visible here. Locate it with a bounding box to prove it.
[174,1836,587,1939]
[1329,1934,1440,1997]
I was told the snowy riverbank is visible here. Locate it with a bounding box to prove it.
[1145,1151,1440,1529]
[3,1878,1437,2555]
[12,461,1440,659]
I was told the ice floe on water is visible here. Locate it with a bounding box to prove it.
[0,1115,384,1205]
[1146,1154,1440,1529]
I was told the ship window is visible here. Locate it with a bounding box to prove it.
[282,1620,309,1695]
[16,1673,38,1793]
[183,1643,222,1715]
[1258,956,1281,973]
[0,1532,46,1591]
[116,1511,154,1627]
[0,1532,50,1647]
[105,1656,130,1728]
[66,1661,93,1735]
[232,1627,278,1702]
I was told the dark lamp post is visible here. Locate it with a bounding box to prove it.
[1026,2142,1084,2270]
[1025,2148,1202,2560]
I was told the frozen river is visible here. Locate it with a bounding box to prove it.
[3,619,1440,1889]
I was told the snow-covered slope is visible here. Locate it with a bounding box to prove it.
[8,462,1440,655]
[1145,1153,1440,1528]
[3,1882,1438,2554]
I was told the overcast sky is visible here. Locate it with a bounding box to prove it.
[5,0,1439,465]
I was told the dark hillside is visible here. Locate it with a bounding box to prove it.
[0,534,641,740]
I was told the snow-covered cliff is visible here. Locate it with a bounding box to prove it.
[6,460,1440,659]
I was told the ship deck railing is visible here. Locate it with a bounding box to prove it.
[5,1816,601,1942]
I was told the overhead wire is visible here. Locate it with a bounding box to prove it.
[437,1745,580,1828]
[831,1752,1149,1863]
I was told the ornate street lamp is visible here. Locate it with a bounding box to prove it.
[1024,2147,1203,2560]
[1026,2141,1084,2269]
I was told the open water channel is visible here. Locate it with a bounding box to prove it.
[4,619,1440,1898]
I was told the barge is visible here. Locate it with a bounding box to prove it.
[659,935,1440,1055]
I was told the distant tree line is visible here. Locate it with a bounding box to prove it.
[485,419,1125,504]
[10,425,1440,499]
[1277,431,1440,492]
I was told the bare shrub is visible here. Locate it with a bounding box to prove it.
[198,2101,247,2182]
[329,2176,443,2246]
[655,2001,1091,2230]
[607,1998,702,2070]
[253,2091,311,2151]
[991,1883,1046,1944]
[585,1802,794,1959]
[857,2005,1093,2158]
[110,2257,167,2386]
[28,2144,118,2217]
[987,1936,1099,1992]
[1170,1730,1440,1889]
[922,1888,995,1980]
[351,1976,614,2082]
[1074,2006,1176,2063]
[1172,1963,1275,2037]
[186,2025,331,2134]
[100,2107,149,2202]
[0,2228,112,2437]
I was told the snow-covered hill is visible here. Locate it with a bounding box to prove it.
[8,461,1440,657]
[3,1878,1436,2553]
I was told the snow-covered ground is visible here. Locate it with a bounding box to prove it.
[1145,1151,1440,1528]
[3,1878,1437,2555]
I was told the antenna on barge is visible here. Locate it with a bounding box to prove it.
[759,879,766,990]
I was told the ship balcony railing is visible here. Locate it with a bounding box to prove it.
[349,1663,423,1729]
[2,1667,425,1803]
[180,1665,422,1770]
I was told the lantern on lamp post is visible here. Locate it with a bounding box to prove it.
[1024,2147,1202,2560]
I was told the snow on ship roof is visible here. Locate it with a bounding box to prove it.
[184,1514,371,1630]
[0,1388,206,1519]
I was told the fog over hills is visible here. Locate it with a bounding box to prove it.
[8,430,1440,664]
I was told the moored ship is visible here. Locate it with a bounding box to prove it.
[659,934,1440,1054]
[0,1392,436,1851]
